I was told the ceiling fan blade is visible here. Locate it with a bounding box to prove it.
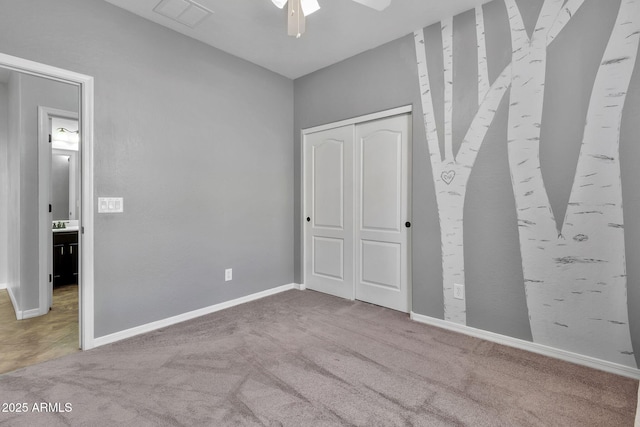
[350,0,392,11]
[272,0,288,9]
[300,0,320,16]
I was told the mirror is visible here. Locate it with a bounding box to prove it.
[51,152,70,220]
[52,149,79,221]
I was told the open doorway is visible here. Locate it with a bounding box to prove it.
[0,53,95,374]
[41,109,80,316]
[0,73,80,373]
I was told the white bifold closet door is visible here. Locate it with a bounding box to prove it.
[304,113,410,312]
[354,115,410,312]
[304,125,354,300]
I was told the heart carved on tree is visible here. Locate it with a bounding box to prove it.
[441,170,456,185]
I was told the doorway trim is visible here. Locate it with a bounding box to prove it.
[0,52,95,350]
[301,105,412,307]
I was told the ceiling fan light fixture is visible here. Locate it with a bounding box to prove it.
[300,0,320,16]
[271,0,287,9]
[351,0,392,12]
[273,0,319,16]
[272,0,391,37]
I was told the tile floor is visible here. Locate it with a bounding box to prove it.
[0,284,79,374]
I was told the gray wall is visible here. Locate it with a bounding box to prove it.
[0,0,294,336]
[294,0,640,365]
[0,82,7,288]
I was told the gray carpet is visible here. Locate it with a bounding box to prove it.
[0,289,636,426]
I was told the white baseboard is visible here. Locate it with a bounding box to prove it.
[0,282,6,290]
[22,308,43,319]
[410,312,640,380]
[6,285,22,320]
[93,283,300,348]
[293,283,306,290]
[3,285,45,320]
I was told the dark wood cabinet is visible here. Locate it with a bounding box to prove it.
[53,231,78,286]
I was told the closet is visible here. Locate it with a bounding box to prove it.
[303,111,411,312]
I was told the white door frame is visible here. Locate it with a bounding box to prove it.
[0,52,95,350]
[301,105,412,305]
[38,107,79,315]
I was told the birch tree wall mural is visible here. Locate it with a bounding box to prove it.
[414,10,511,325]
[414,0,640,366]
[414,0,584,326]
[506,0,640,366]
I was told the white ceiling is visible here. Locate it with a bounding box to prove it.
[104,0,491,79]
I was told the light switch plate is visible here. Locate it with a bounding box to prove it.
[98,197,124,213]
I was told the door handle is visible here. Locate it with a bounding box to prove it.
[307,217,311,222]
[405,221,411,228]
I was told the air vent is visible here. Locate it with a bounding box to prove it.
[153,0,213,28]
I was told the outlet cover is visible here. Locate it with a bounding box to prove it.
[453,283,465,300]
[225,268,232,282]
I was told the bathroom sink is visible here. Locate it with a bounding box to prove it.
[52,226,79,233]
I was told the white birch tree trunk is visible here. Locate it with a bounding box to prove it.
[476,6,490,105]
[414,11,511,324]
[506,0,639,366]
[442,17,455,163]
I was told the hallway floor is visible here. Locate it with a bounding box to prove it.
[0,284,79,374]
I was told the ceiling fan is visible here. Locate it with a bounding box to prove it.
[271,0,392,38]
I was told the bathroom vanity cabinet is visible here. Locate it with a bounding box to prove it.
[53,231,78,286]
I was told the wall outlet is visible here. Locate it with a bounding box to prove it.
[225,268,232,282]
[453,283,465,300]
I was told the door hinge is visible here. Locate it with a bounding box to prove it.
[81,226,84,234]
[49,274,52,283]
[48,134,52,143]
[49,204,52,213]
